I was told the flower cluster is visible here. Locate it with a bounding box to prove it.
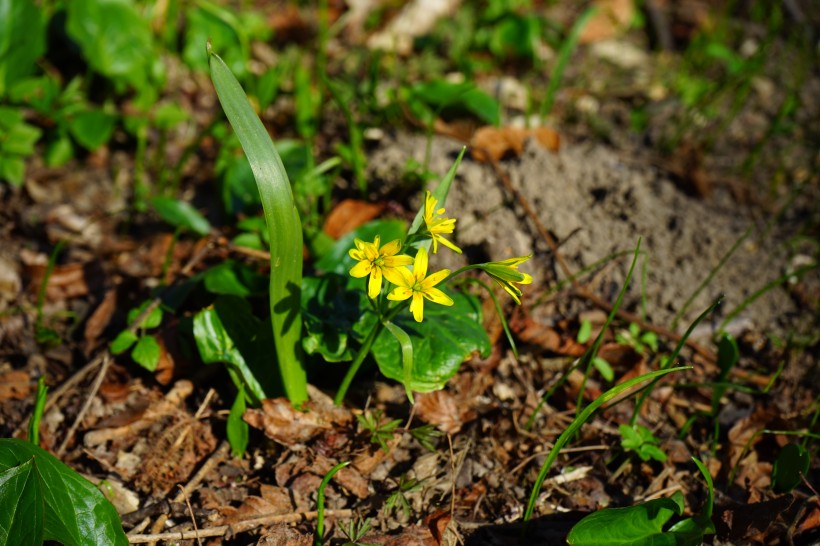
[349,191,532,322]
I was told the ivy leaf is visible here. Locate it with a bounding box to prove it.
[0,458,43,546]
[0,439,128,546]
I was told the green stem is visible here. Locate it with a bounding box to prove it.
[334,304,404,405]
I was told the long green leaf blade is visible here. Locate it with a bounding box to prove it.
[208,44,307,405]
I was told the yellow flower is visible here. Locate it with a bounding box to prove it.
[387,247,453,322]
[480,255,532,304]
[349,236,414,298]
[423,191,462,254]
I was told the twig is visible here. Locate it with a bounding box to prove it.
[126,510,354,543]
[178,485,202,546]
[57,354,112,456]
[485,154,716,363]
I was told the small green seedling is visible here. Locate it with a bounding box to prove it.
[110,300,165,372]
[577,319,615,382]
[356,410,402,453]
[616,322,659,355]
[27,377,48,447]
[619,424,668,463]
[340,517,378,546]
[384,474,424,519]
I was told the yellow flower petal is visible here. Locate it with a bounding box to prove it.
[422,287,453,306]
[410,292,425,322]
[380,238,402,256]
[388,286,413,301]
[383,255,414,268]
[414,247,429,279]
[349,260,372,278]
[367,267,383,298]
[421,268,450,289]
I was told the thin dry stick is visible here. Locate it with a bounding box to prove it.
[178,485,203,546]
[485,154,716,363]
[126,509,354,543]
[57,354,112,456]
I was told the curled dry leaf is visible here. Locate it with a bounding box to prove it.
[83,288,117,350]
[244,397,352,447]
[471,126,560,162]
[221,484,294,524]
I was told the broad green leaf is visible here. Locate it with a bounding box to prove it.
[227,385,248,458]
[150,196,211,236]
[203,261,267,297]
[131,335,160,371]
[315,220,407,275]
[371,290,490,392]
[592,356,614,382]
[210,46,307,405]
[0,438,128,546]
[0,115,41,156]
[109,330,138,354]
[411,81,499,125]
[567,492,684,546]
[0,458,43,546]
[772,443,810,492]
[0,0,45,96]
[301,274,364,362]
[67,110,117,150]
[65,0,153,89]
[45,136,74,167]
[193,297,281,403]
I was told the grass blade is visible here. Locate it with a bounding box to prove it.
[208,44,308,405]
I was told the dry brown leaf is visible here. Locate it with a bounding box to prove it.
[323,199,386,239]
[415,390,469,434]
[509,308,585,356]
[256,524,313,546]
[579,0,635,43]
[0,370,31,401]
[83,288,117,349]
[222,484,294,524]
[24,260,91,301]
[471,126,560,162]
[313,454,370,499]
[244,397,351,447]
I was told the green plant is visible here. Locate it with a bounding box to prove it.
[110,300,165,372]
[315,461,350,546]
[567,458,715,545]
[616,322,659,355]
[619,424,667,463]
[356,410,402,453]
[0,106,41,185]
[339,517,377,546]
[384,474,423,519]
[208,45,308,405]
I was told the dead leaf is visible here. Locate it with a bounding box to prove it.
[24,258,91,301]
[313,454,370,499]
[244,397,351,447]
[415,390,474,434]
[471,126,560,162]
[323,199,386,239]
[426,509,459,546]
[256,524,313,546]
[714,494,795,542]
[0,370,31,401]
[83,288,117,350]
[509,308,585,356]
[579,0,635,44]
[221,484,294,524]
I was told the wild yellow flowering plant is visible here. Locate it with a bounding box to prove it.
[198,51,530,407]
[330,152,532,403]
